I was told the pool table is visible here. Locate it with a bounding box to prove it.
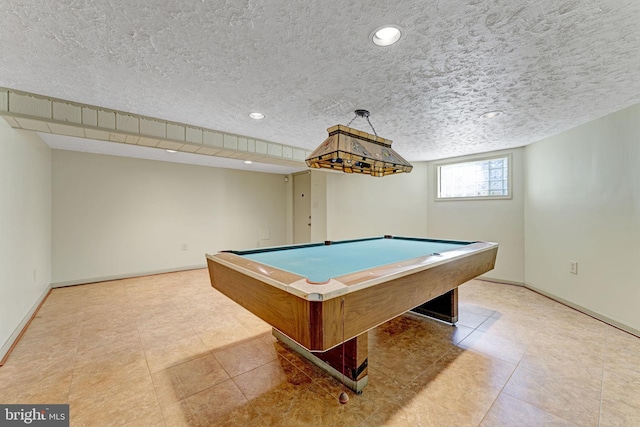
[206,235,498,392]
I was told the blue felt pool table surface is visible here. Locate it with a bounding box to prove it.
[230,236,471,284]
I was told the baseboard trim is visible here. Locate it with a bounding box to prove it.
[50,264,207,288]
[525,283,640,338]
[479,276,524,287]
[0,285,52,366]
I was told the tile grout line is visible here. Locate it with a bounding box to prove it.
[597,330,611,427]
[134,313,168,427]
[458,308,514,427]
[67,289,89,406]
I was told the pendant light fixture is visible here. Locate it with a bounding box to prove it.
[305,110,413,177]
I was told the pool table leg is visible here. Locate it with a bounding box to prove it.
[272,329,369,393]
[410,287,458,324]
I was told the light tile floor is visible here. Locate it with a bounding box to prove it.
[1,269,639,426]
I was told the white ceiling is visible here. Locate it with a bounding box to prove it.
[2,1,640,167]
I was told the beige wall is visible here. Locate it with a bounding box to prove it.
[0,123,51,359]
[426,149,525,284]
[323,163,429,240]
[316,156,524,284]
[51,150,289,285]
[4,102,639,357]
[524,104,640,332]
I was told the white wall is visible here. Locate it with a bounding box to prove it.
[323,163,429,240]
[0,123,51,360]
[525,104,640,332]
[51,150,289,285]
[426,149,525,284]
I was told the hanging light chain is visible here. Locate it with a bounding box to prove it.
[346,113,359,128]
[365,115,377,137]
[347,109,378,136]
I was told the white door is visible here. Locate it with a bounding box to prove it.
[293,172,311,243]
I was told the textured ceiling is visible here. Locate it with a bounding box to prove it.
[2,0,640,163]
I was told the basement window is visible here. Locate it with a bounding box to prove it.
[436,154,511,200]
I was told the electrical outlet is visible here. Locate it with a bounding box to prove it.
[569,261,578,274]
[182,243,188,251]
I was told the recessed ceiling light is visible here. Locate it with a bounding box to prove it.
[480,110,504,119]
[243,160,253,165]
[249,112,265,120]
[372,25,402,46]
[166,149,177,153]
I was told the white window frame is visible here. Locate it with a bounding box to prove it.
[435,153,513,201]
